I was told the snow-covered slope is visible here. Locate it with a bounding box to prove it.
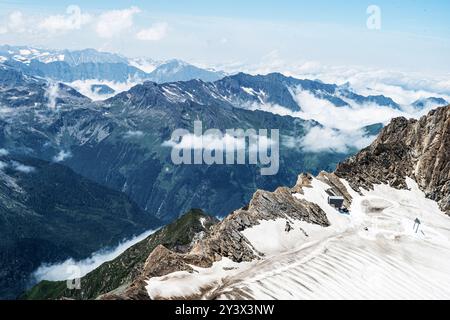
[142,106,450,300]
[145,176,450,300]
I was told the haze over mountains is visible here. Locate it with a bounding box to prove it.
[0,45,449,299]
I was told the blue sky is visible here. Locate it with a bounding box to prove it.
[0,0,449,74]
[3,0,449,34]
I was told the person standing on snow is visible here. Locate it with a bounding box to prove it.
[285,221,292,233]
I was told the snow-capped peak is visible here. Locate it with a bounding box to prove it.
[128,57,162,73]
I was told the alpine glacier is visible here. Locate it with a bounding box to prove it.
[145,177,450,300]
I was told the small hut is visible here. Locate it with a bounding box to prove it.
[327,196,344,209]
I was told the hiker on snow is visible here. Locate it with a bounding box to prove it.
[285,221,292,233]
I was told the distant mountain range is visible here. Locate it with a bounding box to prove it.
[1,62,447,227]
[0,64,349,222]
[0,45,226,85]
[1,45,447,110]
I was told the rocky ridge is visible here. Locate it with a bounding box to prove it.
[98,181,332,300]
[336,106,450,215]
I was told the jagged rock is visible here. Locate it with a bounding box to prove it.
[194,186,330,264]
[292,173,314,194]
[336,106,450,215]
[317,171,353,207]
[100,180,333,300]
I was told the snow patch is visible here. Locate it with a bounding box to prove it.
[19,49,31,56]
[241,87,257,96]
[13,55,30,64]
[225,179,450,299]
[146,258,252,299]
[242,219,331,256]
[199,217,207,229]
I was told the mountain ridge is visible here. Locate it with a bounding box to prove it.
[25,105,450,300]
[1,65,355,223]
[0,45,226,84]
[336,105,450,215]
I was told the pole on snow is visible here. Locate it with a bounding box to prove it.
[413,218,421,233]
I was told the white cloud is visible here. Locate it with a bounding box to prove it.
[7,11,26,32]
[1,7,92,35]
[96,6,141,39]
[0,148,9,156]
[0,160,7,170]
[136,22,168,41]
[247,88,439,132]
[244,84,444,153]
[309,68,450,106]
[11,161,35,173]
[297,126,375,153]
[45,82,59,110]
[218,55,450,107]
[162,131,278,163]
[33,228,156,281]
[68,79,136,101]
[0,11,26,34]
[124,130,144,138]
[291,89,406,131]
[53,150,72,163]
[163,133,248,151]
[39,5,91,33]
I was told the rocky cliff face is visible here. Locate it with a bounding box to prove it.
[336,106,450,215]
[198,187,330,263]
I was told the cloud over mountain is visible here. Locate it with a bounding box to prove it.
[95,6,141,39]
